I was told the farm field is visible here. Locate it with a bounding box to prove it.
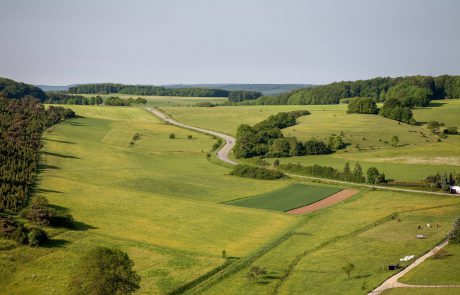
[398,243,460,285]
[164,101,460,182]
[199,190,460,295]
[225,183,341,211]
[0,106,298,294]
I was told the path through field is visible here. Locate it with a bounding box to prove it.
[146,107,236,164]
[146,107,455,198]
[368,240,460,294]
[287,189,359,214]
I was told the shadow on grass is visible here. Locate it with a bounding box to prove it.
[43,138,76,144]
[41,151,81,159]
[35,188,64,194]
[37,163,60,172]
[43,239,70,248]
[72,221,97,231]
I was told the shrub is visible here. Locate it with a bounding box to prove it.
[273,159,280,167]
[444,127,458,135]
[187,135,193,139]
[51,213,74,228]
[68,247,141,295]
[12,224,29,244]
[169,133,175,139]
[231,165,284,180]
[28,227,48,247]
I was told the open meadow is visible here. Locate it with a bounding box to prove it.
[164,100,460,183]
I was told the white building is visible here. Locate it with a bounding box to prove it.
[450,186,460,194]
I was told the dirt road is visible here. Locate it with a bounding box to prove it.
[146,107,237,165]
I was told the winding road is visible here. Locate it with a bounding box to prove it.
[147,107,460,293]
[146,107,237,165]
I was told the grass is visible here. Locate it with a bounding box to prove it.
[0,106,297,294]
[225,183,341,211]
[398,243,460,285]
[382,288,460,295]
[73,93,227,107]
[164,103,460,182]
[199,190,460,295]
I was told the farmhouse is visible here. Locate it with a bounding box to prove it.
[450,186,460,194]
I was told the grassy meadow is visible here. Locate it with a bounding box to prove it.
[226,184,341,211]
[164,100,460,182]
[75,93,227,107]
[0,106,298,294]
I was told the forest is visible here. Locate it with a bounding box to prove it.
[240,75,460,105]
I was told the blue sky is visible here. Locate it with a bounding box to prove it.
[1,0,459,85]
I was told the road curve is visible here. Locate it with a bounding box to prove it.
[146,107,454,197]
[368,240,460,294]
[146,107,237,165]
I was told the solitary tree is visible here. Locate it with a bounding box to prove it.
[273,159,280,167]
[169,133,175,139]
[68,247,141,295]
[187,135,193,140]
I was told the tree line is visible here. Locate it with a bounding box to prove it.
[67,83,262,101]
[347,97,416,124]
[237,75,460,105]
[0,96,75,212]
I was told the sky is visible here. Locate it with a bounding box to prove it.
[1,0,460,85]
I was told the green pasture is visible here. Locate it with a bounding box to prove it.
[399,243,460,285]
[201,190,460,295]
[165,103,460,182]
[73,93,227,107]
[413,99,460,128]
[225,183,341,211]
[0,106,297,294]
[382,288,459,295]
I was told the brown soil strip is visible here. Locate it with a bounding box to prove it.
[287,189,359,214]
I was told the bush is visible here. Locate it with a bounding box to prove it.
[169,133,175,139]
[347,97,378,114]
[444,126,458,135]
[12,224,29,244]
[68,247,141,295]
[51,213,74,228]
[28,227,48,246]
[187,135,193,139]
[231,165,284,180]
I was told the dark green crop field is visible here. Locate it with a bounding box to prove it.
[226,183,341,211]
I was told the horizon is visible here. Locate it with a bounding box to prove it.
[2,0,460,85]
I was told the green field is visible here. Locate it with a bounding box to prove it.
[382,288,458,295]
[0,106,296,294]
[164,101,460,182]
[74,93,228,107]
[2,103,460,295]
[225,183,341,211]
[398,243,460,285]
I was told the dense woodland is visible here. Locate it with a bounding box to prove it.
[0,77,47,101]
[240,75,460,105]
[0,96,74,212]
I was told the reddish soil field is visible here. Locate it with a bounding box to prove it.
[287,189,359,214]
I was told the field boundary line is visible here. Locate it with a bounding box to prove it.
[272,212,398,294]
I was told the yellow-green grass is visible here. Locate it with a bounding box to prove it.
[165,104,460,182]
[72,93,227,107]
[398,243,460,285]
[382,288,459,295]
[225,183,341,211]
[414,99,460,128]
[0,106,297,294]
[201,190,460,295]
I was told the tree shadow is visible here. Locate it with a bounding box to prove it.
[42,138,76,145]
[72,220,97,231]
[37,163,60,172]
[43,239,70,248]
[34,188,64,194]
[41,151,81,159]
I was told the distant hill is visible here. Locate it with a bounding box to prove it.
[162,84,310,95]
